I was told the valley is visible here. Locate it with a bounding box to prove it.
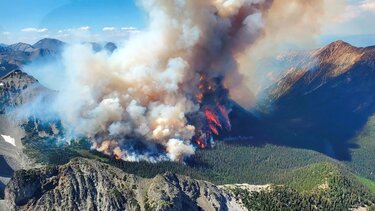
[0,38,375,210]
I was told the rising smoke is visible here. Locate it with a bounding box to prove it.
[21,0,342,162]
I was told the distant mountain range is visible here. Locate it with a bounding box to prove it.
[0,38,118,75]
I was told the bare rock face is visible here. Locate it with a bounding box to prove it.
[0,70,49,113]
[5,158,243,211]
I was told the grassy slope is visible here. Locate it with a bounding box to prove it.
[345,115,375,182]
[355,175,375,194]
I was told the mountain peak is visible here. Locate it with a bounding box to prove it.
[312,40,364,78]
[33,38,65,52]
[327,40,352,48]
[316,40,360,58]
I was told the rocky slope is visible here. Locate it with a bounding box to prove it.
[0,69,51,199]
[257,41,375,160]
[5,158,244,211]
[268,40,369,100]
[0,134,34,200]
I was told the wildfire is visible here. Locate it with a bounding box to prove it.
[97,141,125,160]
[209,124,219,136]
[205,107,223,129]
[196,136,206,149]
[192,74,232,149]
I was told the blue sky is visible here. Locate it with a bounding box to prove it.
[0,0,375,46]
[0,0,145,44]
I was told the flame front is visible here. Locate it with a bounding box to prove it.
[191,74,232,149]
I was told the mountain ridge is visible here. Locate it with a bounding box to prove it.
[259,40,375,160]
[5,158,244,211]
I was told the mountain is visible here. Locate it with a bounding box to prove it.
[0,70,48,113]
[32,38,65,53]
[0,38,66,69]
[8,39,66,54]
[0,68,49,198]
[0,39,116,73]
[104,42,118,52]
[89,42,118,53]
[259,40,375,160]
[4,158,244,211]
[0,44,7,53]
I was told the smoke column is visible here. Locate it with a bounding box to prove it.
[25,0,341,162]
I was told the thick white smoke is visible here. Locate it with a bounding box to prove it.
[48,0,272,161]
[19,0,342,162]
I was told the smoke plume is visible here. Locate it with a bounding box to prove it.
[22,0,342,162]
[233,0,345,102]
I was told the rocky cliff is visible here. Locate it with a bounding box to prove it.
[5,158,244,211]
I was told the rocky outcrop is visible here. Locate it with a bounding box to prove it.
[5,158,244,211]
[0,70,48,113]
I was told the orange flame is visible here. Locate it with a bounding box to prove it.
[196,136,206,149]
[194,73,232,149]
[209,124,219,135]
[204,108,222,128]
